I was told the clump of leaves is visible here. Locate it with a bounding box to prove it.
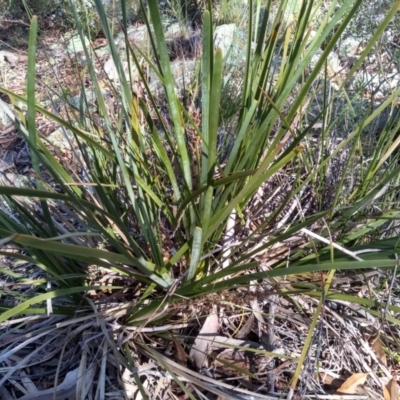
[0,0,400,397]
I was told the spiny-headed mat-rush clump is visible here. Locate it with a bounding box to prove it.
[0,0,400,398]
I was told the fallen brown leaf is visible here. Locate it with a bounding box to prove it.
[372,338,387,367]
[383,377,399,400]
[235,312,254,339]
[318,372,345,389]
[337,373,369,394]
[92,38,108,49]
[173,338,188,366]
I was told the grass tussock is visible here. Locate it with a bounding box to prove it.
[0,0,400,398]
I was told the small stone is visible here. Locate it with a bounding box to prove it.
[0,98,13,129]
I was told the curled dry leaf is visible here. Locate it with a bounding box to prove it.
[337,373,369,394]
[235,312,254,339]
[18,368,80,400]
[318,372,345,389]
[173,338,189,366]
[92,38,108,49]
[190,312,219,368]
[122,368,137,398]
[383,377,399,400]
[371,338,387,367]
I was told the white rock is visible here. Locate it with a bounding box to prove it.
[116,25,149,50]
[339,37,362,56]
[65,32,91,54]
[148,59,197,98]
[165,22,186,38]
[214,24,245,59]
[327,52,341,75]
[0,50,19,68]
[352,71,400,98]
[104,58,138,83]
[46,128,78,150]
[0,98,13,129]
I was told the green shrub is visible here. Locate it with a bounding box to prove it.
[1,0,400,397]
[0,0,141,42]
